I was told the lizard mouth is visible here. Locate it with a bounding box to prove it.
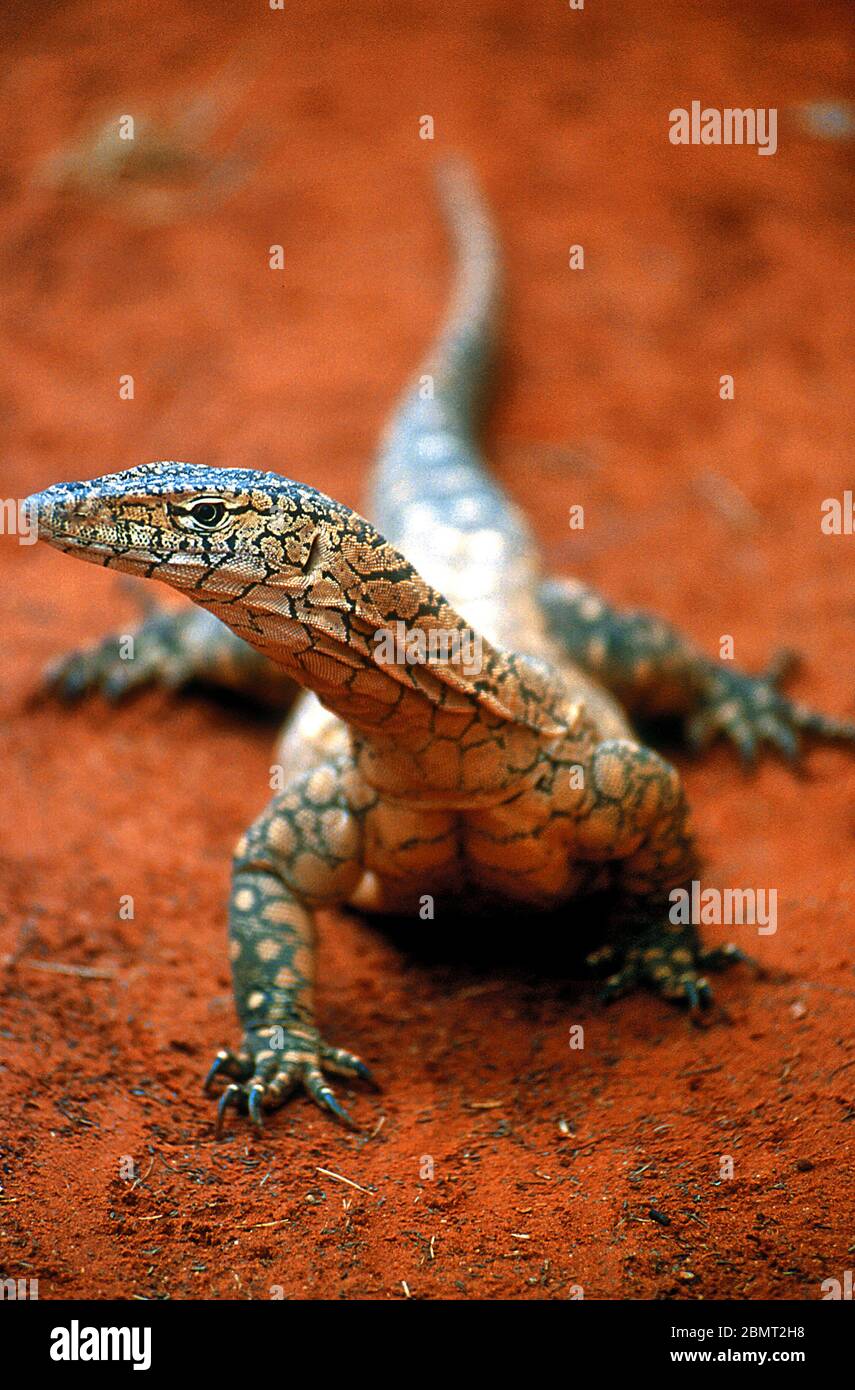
[54,520,136,551]
[26,489,214,579]
[27,494,157,569]
[27,491,130,547]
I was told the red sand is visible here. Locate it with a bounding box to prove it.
[1,0,853,1300]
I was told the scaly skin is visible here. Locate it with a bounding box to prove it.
[27,161,855,1134]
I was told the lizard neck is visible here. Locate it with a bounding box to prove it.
[200,578,575,799]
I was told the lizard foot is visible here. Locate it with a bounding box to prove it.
[204,1023,378,1137]
[589,922,753,1022]
[689,651,855,767]
[41,607,203,702]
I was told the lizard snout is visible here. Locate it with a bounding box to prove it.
[22,489,54,541]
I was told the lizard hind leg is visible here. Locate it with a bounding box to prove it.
[686,655,855,767]
[578,738,751,1022]
[591,928,762,1026]
[540,576,855,767]
[590,920,716,1017]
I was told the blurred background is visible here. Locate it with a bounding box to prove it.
[1,0,853,1301]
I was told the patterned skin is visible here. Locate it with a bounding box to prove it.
[27,163,855,1134]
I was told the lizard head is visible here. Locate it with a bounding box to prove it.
[25,456,406,686]
[27,460,406,685]
[27,461,568,747]
[26,461,357,593]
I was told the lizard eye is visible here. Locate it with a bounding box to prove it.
[187,500,227,529]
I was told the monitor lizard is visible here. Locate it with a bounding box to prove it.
[25,161,855,1135]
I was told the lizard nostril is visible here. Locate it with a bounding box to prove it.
[23,493,50,535]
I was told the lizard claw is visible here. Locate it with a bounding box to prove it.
[698,942,765,976]
[304,1071,359,1131]
[320,1044,381,1090]
[206,1025,375,1137]
[690,660,855,767]
[203,1047,252,1093]
[593,922,748,1019]
[247,1083,265,1133]
[215,1083,244,1138]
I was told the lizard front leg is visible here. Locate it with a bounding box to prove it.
[43,603,295,708]
[577,740,749,1016]
[540,576,855,766]
[205,757,376,1135]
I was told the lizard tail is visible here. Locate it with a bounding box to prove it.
[424,155,501,427]
[369,159,506,531]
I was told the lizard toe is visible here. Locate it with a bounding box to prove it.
[320,1044,380,1090]
[207,1025,374,1135]
[303,1067,360,1130]
[215,1083,245,1138]
[203,1047,253,1093]
[247,1083,266,1132]
[698,941,764,976]
[598,958,640,1003]
[694,665,855,766]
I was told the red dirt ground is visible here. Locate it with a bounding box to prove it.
[1,0,853,1301]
